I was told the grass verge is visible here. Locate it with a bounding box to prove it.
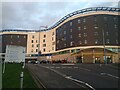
[2,63,38,88]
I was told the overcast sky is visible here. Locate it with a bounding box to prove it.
[0,0,119,30]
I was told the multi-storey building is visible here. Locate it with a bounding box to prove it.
[1,7,120,63]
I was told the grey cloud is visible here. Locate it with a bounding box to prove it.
[1,2,118,30]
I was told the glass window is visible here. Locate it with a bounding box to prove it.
[78,19,81,23]
[11,35,13,38]
[94,24,98,29]
[64,43,66,47]
[32,44,34,47]
[43,39,45,42]
[79,41,82,44]
[37,44,39,47]
[44,35,46,38]
[43,44,46,47]
[70,35,72,39]
[106,39,110,44]
[78,27,81,30]
[106,32,109,36]
[78,33,81,37]
[52,37,54,41]
[84,40,87,44]
[31,40,34,43]
[36,49,38,52]
[70,22,72,26]
[95,39,98,44]
[84,33,87,37]
[84,26,86,29]
[31,49,33,52]
[36,40,38,43]
[64,31,66,34]
[70,41,73,46]
[52,47,54,50]
[32,35,34,39]
[70,29,72,32]
[24,36,26,38]
[104,17,107,21]
[43,48,46,52]
[114,24,117,28]
[17,35,19,38]
[52,32,54,35]
[83,18,86,22]
[94,32,98,36]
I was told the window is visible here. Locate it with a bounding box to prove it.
[64,31,66,34]
[52,37,54,41]
[43,39,45,42]
[52,47,54,50]
[70,29,72,32]
[84,33,87,37]
[116,40,118,44]
[44,35,46,38]
[64,43,66,47]
[31,49,33,52]
[84,40,87,44]
[70,22,72,26]
[94,17,97,22]
[106,32,109,36]
[106,39,110,44]
[32,44,34,47]
[17,35,19,38]
[70,41,73,46]
[104,17,107,21]
[37,44,39,47]
[94,24,98,29]
[84,26,86,29]
[43,48,46,52]
[36,40,38,43]
[52,32,54,35]
[78,19,81,23]
[11,35,13,38]
[83,18,86,22]
[79,41,82,45]
[78,27,81,30]
[94,32,98,36]
[36,49,38,52]
[114,24,117,29]
[43,44,46,47]
[78,33,81,37]
[32,35,34,39]
[31,40,34,43]
[70,35,72,39]
[95,39,98,44]
[24,36,26,38]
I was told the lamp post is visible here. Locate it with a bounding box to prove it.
[102,29,107,64]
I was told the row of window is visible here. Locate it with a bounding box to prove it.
[61,24,117,35]
[58,39,118,48]
[31,47,54,53]
[10,35,26,38]
[69,17,117,26]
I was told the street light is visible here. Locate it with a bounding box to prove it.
[37,26,48,60]
[102,29,107,64]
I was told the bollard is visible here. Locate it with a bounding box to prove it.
[20,72,24,90]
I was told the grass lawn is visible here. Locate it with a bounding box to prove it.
[2,63,38,88]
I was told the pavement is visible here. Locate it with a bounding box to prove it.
[26,63,120,89]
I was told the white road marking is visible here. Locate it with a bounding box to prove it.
[107,74,119,79]
[79,68,91,71]
[65,76,95,90]
[56,67,60,68]
[100,72,119,79]
[74,67,79,68]
[61,64,75,65]
[50,67,54,68]
[62,67,66,68]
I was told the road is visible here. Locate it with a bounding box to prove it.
[26,63,120,89]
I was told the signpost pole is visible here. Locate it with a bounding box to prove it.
[3,60,5,74]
